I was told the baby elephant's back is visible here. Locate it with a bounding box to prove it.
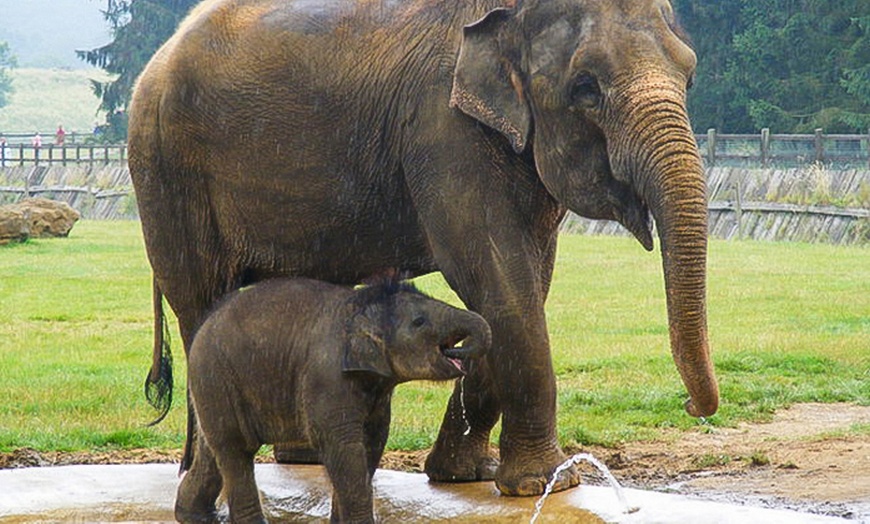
[189,278,350,383]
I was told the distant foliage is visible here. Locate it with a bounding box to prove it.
[81,1,870,137]
[676,0,870,133]
[77,0,198,142]
[0,41,16,109]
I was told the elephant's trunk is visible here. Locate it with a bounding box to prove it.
[442,308,492,360]
[608,71,719,418]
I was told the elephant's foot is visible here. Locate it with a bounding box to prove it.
[274,441,321,464]
[424,434,497,482]
[174,505,219,524]
[494,448,581,497]
[425,450,498,482]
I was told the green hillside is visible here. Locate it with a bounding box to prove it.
[0,68,112,137]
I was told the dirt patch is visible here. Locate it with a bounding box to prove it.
[576,403,870,520]
[3,403,868,519]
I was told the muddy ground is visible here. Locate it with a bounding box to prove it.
[3,403,868,520]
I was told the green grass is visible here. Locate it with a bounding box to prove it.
[0,68,113,135]
[1,222,868,454]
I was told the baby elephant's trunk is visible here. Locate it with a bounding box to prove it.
[442,309,492,359]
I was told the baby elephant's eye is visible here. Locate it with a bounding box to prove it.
[411,316,427,328]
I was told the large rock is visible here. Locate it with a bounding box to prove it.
[0,206,30,244]
[0,198,81,241]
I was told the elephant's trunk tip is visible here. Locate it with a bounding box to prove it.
[684,387,719,418]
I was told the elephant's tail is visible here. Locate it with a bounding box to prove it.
[145,278,173,426]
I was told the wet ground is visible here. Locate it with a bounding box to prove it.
[2,403,868,522]
[0,463,858,523]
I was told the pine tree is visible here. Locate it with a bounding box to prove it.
[78,0,198,141]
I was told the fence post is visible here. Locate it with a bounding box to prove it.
[706,128,717,166]
[18,144,23,167]
[814,128,824,164]
[735,178,743,240]
[85,165,96,218]
[760,128,770,168]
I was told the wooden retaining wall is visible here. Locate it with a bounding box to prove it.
[2,165,868,244]
[562,166,870,245]
[0,165,136,220]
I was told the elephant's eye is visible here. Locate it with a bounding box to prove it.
[411,316,427,328]
[568,72,601,109]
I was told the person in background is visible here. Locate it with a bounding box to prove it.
[55,124,66,146]
[31,132,42,148]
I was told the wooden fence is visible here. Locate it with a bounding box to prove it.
[2,129,870,168]
[698,129,870,168]
[0,143,127,167]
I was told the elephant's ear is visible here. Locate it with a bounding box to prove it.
[450,8,530,153]
[343,318,393,378]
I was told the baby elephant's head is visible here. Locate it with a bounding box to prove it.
[343,281,491,382]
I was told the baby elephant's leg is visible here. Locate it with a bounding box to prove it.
[175,435,222,523]
[322,440,375,524]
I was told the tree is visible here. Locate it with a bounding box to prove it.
[729,0,870,132]
[839,15,870,128]
[0,41,17,109]
[78,0,198,141]
[673,1,748,131]
[676,0,870,133]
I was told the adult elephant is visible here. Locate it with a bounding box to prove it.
[129,0,719,496]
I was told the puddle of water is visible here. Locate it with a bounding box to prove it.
[530,452,639,524]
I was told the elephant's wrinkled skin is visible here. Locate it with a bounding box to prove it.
[129,0,719,496]
[177,278,490,524]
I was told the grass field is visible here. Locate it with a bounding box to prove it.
[1,221,868,454]
[0,68,112,135]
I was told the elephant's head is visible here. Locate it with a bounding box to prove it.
[451,0,717,417]
[344,280,492,382]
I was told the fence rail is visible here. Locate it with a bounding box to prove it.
[698,129,870,168]
[1,129,870,168]
[0,144,127,167]
[0,131,100,145]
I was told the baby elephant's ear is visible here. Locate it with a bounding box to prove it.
[343,326,393,377]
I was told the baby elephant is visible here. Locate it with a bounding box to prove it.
[175,277,491,524]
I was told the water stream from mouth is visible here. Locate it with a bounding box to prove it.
[459,376,471,436]
[529,452,639,524]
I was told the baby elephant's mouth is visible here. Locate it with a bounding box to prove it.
[440,335,472,372]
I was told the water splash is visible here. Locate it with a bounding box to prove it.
[529,452,639,524]
[459,376,471,436]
